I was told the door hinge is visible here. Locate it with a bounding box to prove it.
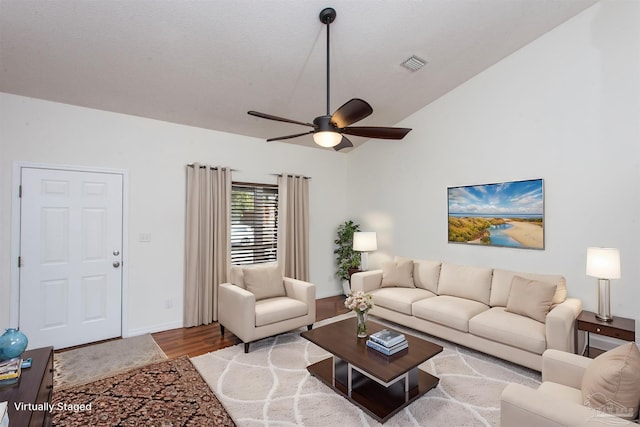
[18,185,22,198]
[18,256,22,268]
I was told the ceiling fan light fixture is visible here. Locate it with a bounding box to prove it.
[313,131,342,148]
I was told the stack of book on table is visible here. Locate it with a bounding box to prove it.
[366,329,408,356]
[0,357,22,387]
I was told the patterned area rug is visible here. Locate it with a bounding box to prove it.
[191,315,541,426]
[52,356,235,426]
[54,334,168,389]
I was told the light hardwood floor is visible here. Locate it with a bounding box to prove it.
[152,295,350,359]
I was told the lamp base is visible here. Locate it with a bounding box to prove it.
[360,252,369,271]
[596,278,613,322]
[595,313,613,322]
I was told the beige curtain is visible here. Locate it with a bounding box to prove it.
[184,163,231,327]
[277,174,309,281]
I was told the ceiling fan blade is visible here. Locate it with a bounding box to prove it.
[342,126,412,140]
[266,130,314,142]
[333,135,354,151]
[248,111,315,128]
[330,98,373,128]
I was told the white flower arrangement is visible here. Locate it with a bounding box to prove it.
[344,290,373,313]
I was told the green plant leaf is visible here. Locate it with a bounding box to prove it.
[334,220,361,281]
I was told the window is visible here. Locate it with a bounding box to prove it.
[231,183,278,265]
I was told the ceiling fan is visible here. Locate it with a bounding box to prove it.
[248,7,412,151]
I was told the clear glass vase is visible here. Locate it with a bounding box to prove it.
[356,310,368,338]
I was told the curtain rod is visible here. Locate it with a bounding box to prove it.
[186,164,237,171]
[272,173,312,180]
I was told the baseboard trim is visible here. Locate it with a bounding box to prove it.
[125,320,184,337]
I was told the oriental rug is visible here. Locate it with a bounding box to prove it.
[191,314,541,426]
[54,334,167,389]
[52,355,235,426]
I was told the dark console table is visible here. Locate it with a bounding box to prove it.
[0,347,54,427]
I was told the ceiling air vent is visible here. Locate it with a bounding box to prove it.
[400,55,427,72]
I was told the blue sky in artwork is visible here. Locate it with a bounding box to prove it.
[448,179,543,216]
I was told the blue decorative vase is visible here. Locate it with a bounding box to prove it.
[0,328,28,361]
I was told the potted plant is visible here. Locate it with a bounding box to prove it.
[334,220,361,294]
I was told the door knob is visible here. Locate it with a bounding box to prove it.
[113,261,121,268]
[113,250,120,256]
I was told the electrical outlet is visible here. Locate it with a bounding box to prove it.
[164,299,173,309]
[139,232,152,243]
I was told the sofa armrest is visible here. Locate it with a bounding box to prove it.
[501,383,632,427]
[541,349,591,388]
[350,270,383,293]
[545,297,582,353]
[218,283,256,342]
[283,277,315,302]
[283,277,316,319]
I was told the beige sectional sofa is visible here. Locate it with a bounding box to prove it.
[350,258,583,371]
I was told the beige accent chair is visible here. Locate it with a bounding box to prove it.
[218,264,316,353]
[501,348,638,426]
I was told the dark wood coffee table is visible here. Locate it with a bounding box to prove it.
[301,317,442,423]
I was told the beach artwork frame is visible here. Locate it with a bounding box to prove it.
[448,179,544,250]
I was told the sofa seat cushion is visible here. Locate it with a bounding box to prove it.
[538,382,582,405]
[412,295,489,332]
[371,288,435,315]
[255,297,308,327]
[469,307,546,354]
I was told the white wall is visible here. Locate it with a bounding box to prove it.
[0,93,349,334]
[347,1,640,339]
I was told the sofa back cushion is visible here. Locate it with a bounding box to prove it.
[412,259,442,293]
[437,263,493,305]
[490,269,566,307]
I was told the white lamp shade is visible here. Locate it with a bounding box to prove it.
[313,131,342,148]
[586,247,620,279]
[353,232,377,252]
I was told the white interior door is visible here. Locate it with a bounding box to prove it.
[19,167,123,349]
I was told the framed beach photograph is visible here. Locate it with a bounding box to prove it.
[447,179,544,250]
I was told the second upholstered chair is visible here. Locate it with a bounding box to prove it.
[218,264,316,353]
[501,344,640,426]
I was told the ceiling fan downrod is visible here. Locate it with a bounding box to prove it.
[319,7,336,116]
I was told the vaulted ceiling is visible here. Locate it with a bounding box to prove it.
[0,0,597,151]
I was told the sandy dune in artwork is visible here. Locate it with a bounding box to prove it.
[503,221,543,249]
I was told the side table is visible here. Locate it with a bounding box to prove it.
[0,347,54,427]
[574,310,635,358]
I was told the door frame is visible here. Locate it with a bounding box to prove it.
[10,161,130,338]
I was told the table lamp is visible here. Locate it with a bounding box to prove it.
[353,232,377,271]
[586,247,620,322]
